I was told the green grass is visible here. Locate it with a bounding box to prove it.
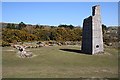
[2,45,118,78]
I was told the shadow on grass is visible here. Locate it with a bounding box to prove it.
[60,49,91,55]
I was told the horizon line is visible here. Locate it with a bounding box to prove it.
[0,21,118,27]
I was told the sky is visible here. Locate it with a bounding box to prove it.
[2,2,118,27]
[1,0,119,2]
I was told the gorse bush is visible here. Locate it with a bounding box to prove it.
[2,23,82,45]
[2,22,117,47]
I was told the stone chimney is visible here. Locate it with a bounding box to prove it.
[92,5,100,16]
[81,5,104,54]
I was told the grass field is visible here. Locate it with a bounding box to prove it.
[2,45,118,78]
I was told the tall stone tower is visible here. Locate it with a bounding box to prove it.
[81,5,104,54]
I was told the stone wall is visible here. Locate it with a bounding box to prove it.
[81,16,92,54]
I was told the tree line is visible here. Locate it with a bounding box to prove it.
[2,22,82,46]
[2,22,116,47]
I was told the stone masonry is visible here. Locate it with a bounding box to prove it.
[81,5,104,54]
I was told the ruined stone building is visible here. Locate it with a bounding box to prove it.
[81,5,104,54]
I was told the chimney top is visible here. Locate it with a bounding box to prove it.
[92,5,100,16]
